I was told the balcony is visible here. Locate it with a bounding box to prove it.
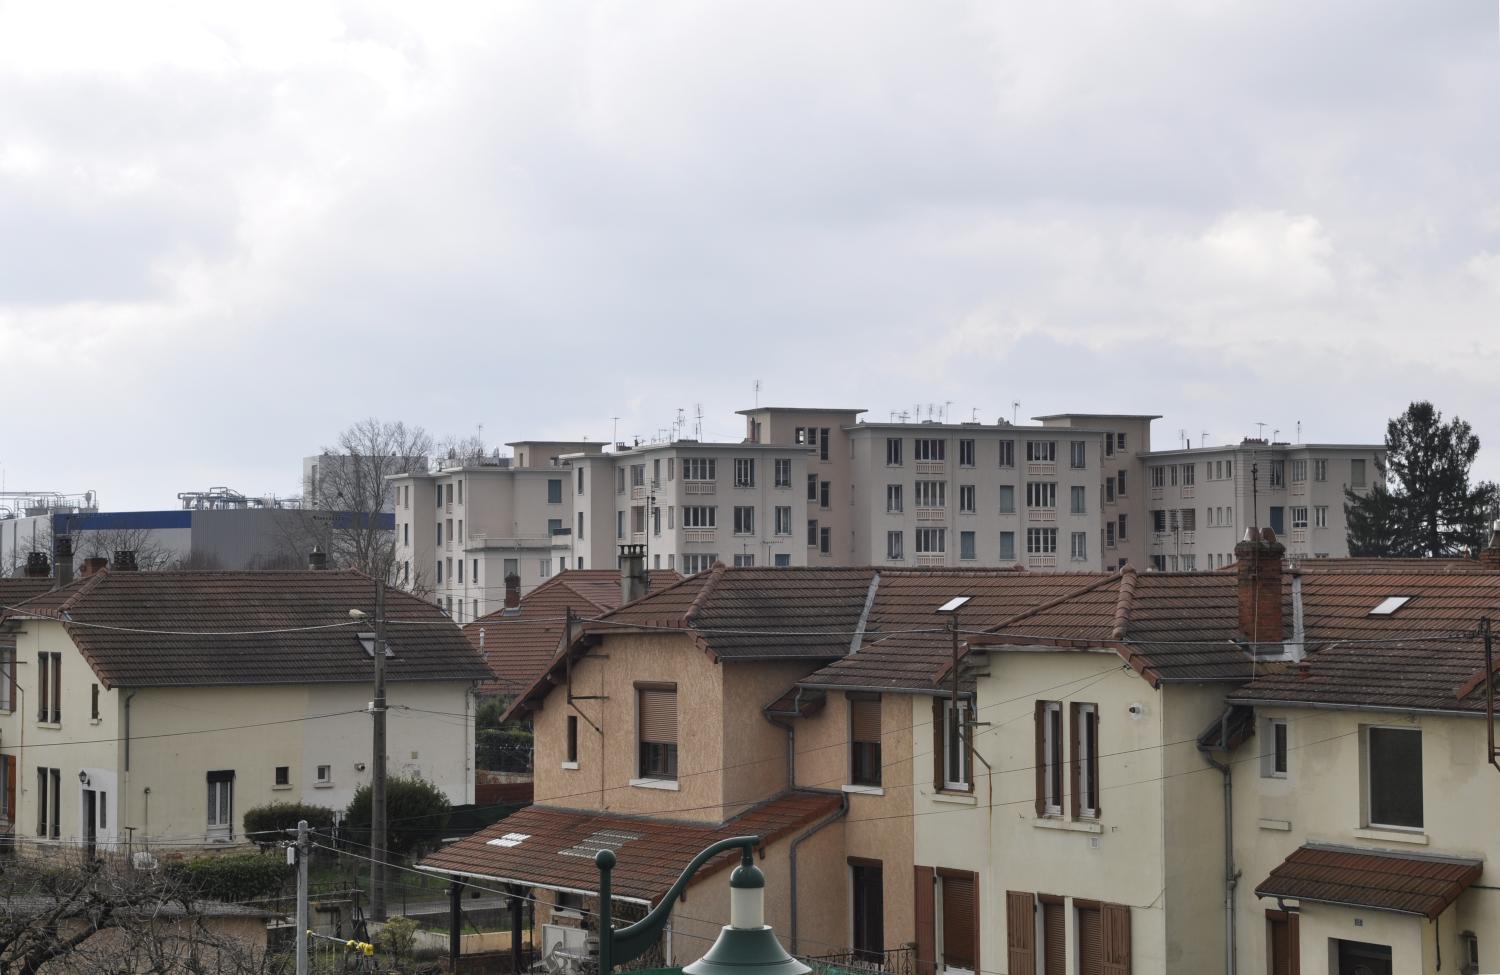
[1028,555,1057,568]
[801,947,914,975]
[915,553,946,566]
[683,529,717,543]
[914,507,946,522]
[1028,508,1056,522]
[1150,487,1164,501]
[1181,531,1195,545]
[1182,485,1195,499]
[630,485,645,501]
[915,461,946,475]
[1026,462,1057,476]
[1292,528,1308,544]
[684,480,716,495]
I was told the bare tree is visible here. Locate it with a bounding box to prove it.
[11,520,177,576]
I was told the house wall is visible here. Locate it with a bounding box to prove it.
[912,650,1175,975]
[720,661,824,817]
[1232,705,1499,975]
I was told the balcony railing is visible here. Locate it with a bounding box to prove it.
[801,947,915,975]
[683,529,717,543]
[915,461,946,475]
[1028,508,1056,522]
[684,481,716,495]
[914,507,946,522]
[915,553,946,566]
[1181,485,1195,499]
[631,485,645,501]
[1028,554,1057,568]
[1026,462,1057,476]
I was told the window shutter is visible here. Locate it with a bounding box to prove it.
[1005,891,1036,975]
[1042,899,1066,975]
[932,698,945,792]
[638,687,677,744]
[1101,903,1130,975]
[1069,703,1082,820]
[1090,706,1102,818]
[3,755,14,823]
[1288,911,1300,975]
[850,694,881,744]
[914,867,936,975]
[941,873,976,971]
[1033,701,1046,817]
[1077,904,1102,975]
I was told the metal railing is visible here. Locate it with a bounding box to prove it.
[801,946,915,975]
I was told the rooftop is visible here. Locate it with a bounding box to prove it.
[1254,844,1483,919]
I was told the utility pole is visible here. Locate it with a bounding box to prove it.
[371,579,389,921]
[295,819,310,975]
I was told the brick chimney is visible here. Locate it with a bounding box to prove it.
[24,552,50,578]
[504,572,521,610]
[80,557,109,577]
[1236,527,1285,644]
[308,547,328,571]
[112,550,138,572]
[619,543,648,605]
[54,535,73,589]
[1480,519,1500,569]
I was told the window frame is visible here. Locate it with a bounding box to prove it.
[1071,702,1100,819]
[848,693,883,788]
[636,683,680,781]
[940,698,973,792]
[1365,725,1422,830]
[1261,718,1288,778]
[1036,701,1063,817]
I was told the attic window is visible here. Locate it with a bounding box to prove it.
[1368,597,1412,616]
[487,832,530,848]
[357,632,395,657]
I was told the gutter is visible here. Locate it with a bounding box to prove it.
[763,690,800,790]
[1229,698,1487,719]
[788,793,848,954]
[1196,712,1238,975]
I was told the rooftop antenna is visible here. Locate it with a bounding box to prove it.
[1012,401,1020,424]
[1255,421,1267,441]
[695,404,703,440]
[1179,428,1187,449]
[944,400,953,423]
[612,417,620,445]
[971,407,979,422]
[1296,419,1302,443]
[753,379,762,408]
[1201,430,1210,449]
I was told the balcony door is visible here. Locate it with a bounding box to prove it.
[850,859,884,961]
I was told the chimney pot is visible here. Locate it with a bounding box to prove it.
[504,573,521,609]
[619,544,648,605]
[54,535,74,589]
[25,552,50,578]
[112,550,138,572]
[308,547,328,571]
[81,557,109,577]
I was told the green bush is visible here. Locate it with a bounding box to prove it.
[167,852,291,902]
[243,801,337,842]
[344,776,452,859]
[376,915,420,963]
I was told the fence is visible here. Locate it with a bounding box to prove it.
[801,946,916,975]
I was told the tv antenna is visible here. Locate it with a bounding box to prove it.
[1255,421,1267,440]
[1012,401,1020,424]
[1296,419,1302,443]
[612,417,620,445]
[694,404,703,440]
[753,379,762,407]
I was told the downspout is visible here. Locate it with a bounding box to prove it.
[123,690,137,841]
[1197,715,1237,975]
[764,687,803,790]
[788,793,848,955]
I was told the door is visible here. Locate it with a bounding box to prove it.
[1269,506,1285,535]
[2,755,15,826]
[82,788,97,859]
[1267,910,1299,975]
[851,861,884,961]
[1336,940,1391,975]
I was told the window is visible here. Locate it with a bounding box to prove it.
[1152,510,1167,534]
[617,511,625,540]
[617,468,626,494]
[775,458,792,488]
[821,480,831,509]
[1105,522,1116,547]
[682,553,717,574]
[207,771,235,834]
[916,528,946,554]
[316,764,332,785]
[36,767,60,838]
[1025,482,1056,508]
[915,481,947,508]
[999,531,1015,561]
[1181,463,1195,486]
[1261,719,1288,778]
[1104,432,1115,455]
[1313,459,1328,482]
[1290,460,1307,482]
[90,683,100,721]
[820,527,832,555]
[1026,528,1057,554]
[774,553,791,567]
[1072,703,1100,818]
[576,467,585,495]
[775,506,792,535]
[1075,902,1132,975]
[914,439,946,462]
[808,520,818,546]
[1070,441,1087,469]
[683,458,716,481]
[1169,464,1177,487]
[457,560,464,583]
[548,518,563,537]
[1071,486,1086,514]
[566,715,579,764]
[539,558,552,578]
[1350,459,1367,488]
[886,484,904,513]
[630,464,645,488]
[795,427,812,445]
[851,861,885,961]
[958,485,976,514]
[445,483,453,505]
[849,694,881,787]
[577,512,585,539]
[1115,470,1127,496]
[733,506,755,534]
[37,651,60,723]
[0,647,14,712]
[958,439,975,467]
[939,872,977,973]
[1070,532,1088,561]
[959,531,976,560]
[1314,505,1328,528]
[997,440,1014,468]
[682,506,717,528]
[1105,477,1116,503]
[1151,554,1167,571]
[403,523,409,546]
[999,485,1015,514]
[547,479,563,503]
[653,506,662,535]
[637,685,678,780]
[808,474,818,502]
[820,429,831,461]
[1038,699,1062,810]
[1116,432,1127,452]
[734,458,756,488]
[654,459,661,484]
[886,438,903,466]
[1269,460,1285,488]
[1291,507,1308,529]
[1366,726,1422,829]
[886,531,904,561]
[1150,466,1167,489]
[940,699,972,791]
[1117,514,1128,540]
[275,765,290,787]
[1181,508,1196,532]
[1025,440,1056,462]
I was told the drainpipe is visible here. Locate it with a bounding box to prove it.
[1198,718,1237,975]
[764,688,803,790]
[788,793,848,955]
[123,691,136,842]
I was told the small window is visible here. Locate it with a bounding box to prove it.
[959,531,976,561]
[999,531,1015,561]
[566,715,579,764]
[820,527,832,555]
[547,479,563,504]
[775,458,792,487]
[849,694,882,787]
[940,699,971,791]
[1261,719,1288,778]
[637,685,678,780]
[1036,701,1063,816]
[733,506,755,534]
[734,458,756,488]
[775,506,792,535]
[1070,532,1088,561]
[1369,596,1411,616]
[556,891,585,915]
[886,438,903,466]
[1366,726,1422,829]
[958,439,975,467]
[90,683,100,721]
[206,771,235,833]
[997,440,1014,468]
[1069,441,1087,469]
[886,484,903,513]
[1072,703,1099,819]
[316,765,332,784]
[958,485,976,514]
[998,484,1015,514]
[275,765,291,787]
[886,531,904,561]
[1070,485,1086,515]
[357,633,395,658]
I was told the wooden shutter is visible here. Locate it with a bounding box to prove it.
[1101,903,1130,975]
[1042,897,1066,975]
[1090,706,1102,818]
[3,755,14,823]
[850,694,881,743]
[1006,891,1036,975]
[638,686,677,744]
[933,698,946,791]
[1069,703,1082,819]
[1288,910,1299,975]
[1267,910,1300,975]
[914,867,936,975]
[1077,903,1102,975]
[940,871,976,971]
[1033,701,1046,816]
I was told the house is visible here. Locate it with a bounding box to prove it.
[0,556,490,852]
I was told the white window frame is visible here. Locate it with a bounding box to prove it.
[997,440,1015,468]
[886,531,904,561]
[1025,440,1056,463]
[958,484,976,514]
[774,458,792,488]
[1077,703,1098,818]
[915,480,946,508]
[1042,702,1063,816]
[999,531,1016,561]
[1291,507,1308,529]
[915,528,946,554]
[682,506,717,529]
[914,438,946,462]
[734,458,756,488]
[886,484,903,513]
[682,457,716,481]
[1025,481,1056,509]
[958,439,976,467]
[942,700,972,790]
[774,506,792,535]
[1070,486,1086,515]
[1314,506,1328,528]
[1070,531,1088,562]
[1313,459,1328,482]
[886,438,903,466]
[959,531,976,561]
[1069,441,1087,469]
[733,506,755,535]
[1261,718,1288,778]
[999,485,1015,514]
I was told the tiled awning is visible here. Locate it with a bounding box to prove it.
[1256,844,1483,919]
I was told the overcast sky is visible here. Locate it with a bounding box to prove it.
[2,1,1498,510]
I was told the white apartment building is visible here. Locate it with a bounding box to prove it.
[566,440,813,572]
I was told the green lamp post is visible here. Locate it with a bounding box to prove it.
[594,835,811,975]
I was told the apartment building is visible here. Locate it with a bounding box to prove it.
[566,439,814,573]
[1142,440,1381,571]
[1034,413,1159,569]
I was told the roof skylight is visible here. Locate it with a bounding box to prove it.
[487,832,531,848]
[1368,596,1412,616]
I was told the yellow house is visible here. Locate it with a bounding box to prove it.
[0,562,489,853]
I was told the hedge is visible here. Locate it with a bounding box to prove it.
[166,852,291,902]
[243,801,337,842]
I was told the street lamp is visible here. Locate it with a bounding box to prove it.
[595,836,809,975]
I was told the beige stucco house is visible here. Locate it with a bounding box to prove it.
[0,561,489,853]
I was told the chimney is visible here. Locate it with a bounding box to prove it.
[1235,527,1285,644]
[112,550,138,572]
[80,557,109,577]
[504,572,521,610]
[1481,519,1500,570]
[308,547,328,571]
[619,543,648,605]
[24,552,50,578]
[54,535,74,589]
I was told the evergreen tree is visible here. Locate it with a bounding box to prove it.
[1345,401,1498,557]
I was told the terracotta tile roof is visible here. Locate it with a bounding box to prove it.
[1255,844,1483,919]
[0,577,58,651]
[464,570,678,696]
[418,790,843,902]
[0,569,490,688]
[1291,556,1484,573]
[1297,571,1500,643]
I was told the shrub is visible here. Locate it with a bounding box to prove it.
[344,776,452,859]
[166,852,291,902]
[243,801,337,843]
[376,915,420,963]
